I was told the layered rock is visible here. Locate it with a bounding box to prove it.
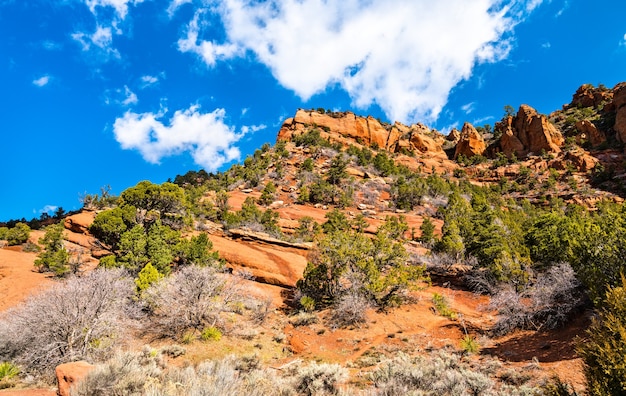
[613,83,626,143]
[278,110,445,157]
[499,105,564,158]
[454,122,486,159]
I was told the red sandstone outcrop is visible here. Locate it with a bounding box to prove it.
[568,84,613,109]
[56,361,95,396]
[454,122,486,159]
[575,120,606,147]
[64,211,95,234]
[447,128,461,143]
[278,110,446,157]
[498,105,564,158]
[613,83,626,143]
[208,233,307,288]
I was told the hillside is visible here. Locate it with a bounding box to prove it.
[1,82,626,395]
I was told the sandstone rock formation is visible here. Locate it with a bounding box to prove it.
[56,361,94,396]
[446,128,461,143]
[568,83,613,109]
[498,105,564,158]
[278,110,446,157]
[454,122,486,159]
[575,120,606,147]
[64,211,95,234]
[613,83,626,143]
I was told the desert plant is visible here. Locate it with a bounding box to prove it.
[369,351,497,395]
[0,269,135,378]
[459,335,480,354]
[432,293,456,319]
[134,262,163,293]
[0,362,19,388]
[201,326,223,341]
[295,362,348,396]
[490,263,584,335]
[577,275,626,395]
[299,296,316,312]
[34,223,70,276]
[142,265,248,339]
[329,291,369,329]
[71,350,163,396]
[6,222,30,246]
[289,312,319,327]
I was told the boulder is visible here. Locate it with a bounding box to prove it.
[454,122,486,159]
[56,361,95,396]
[566,150,599,172]
[64,211,95,234]
[575,120,606,147]
[498,105,563,158]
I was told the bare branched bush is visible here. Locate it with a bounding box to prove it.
[490,263,585,335]
[0,269,135,379]
[329,292,370,329]
[142,265,256,339]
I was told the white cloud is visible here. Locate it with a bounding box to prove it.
[113,105,256,171]
[32,75,50,87]
[179,0,543,124]
[461,102,475,114]
[39,205,58,215]
[141,75,159,87]
[84,0,143,19]
[178,11,242,67]
[167,0,192,17]
[541,42,551,49]
[622,33,626,46]
[122,86,138,105]
[72,25,121,59]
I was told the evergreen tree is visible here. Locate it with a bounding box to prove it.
[34,223,70,276]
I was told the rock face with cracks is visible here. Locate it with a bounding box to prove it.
[454,122,486,159]
[499,104,564,158]
[278,109,446,157]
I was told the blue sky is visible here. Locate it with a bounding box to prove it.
[1,0,625,221]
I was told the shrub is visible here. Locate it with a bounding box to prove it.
[295,362,348,396]
[0,269,135,378]
[329,292,369,329]
[71,350,162,396]
[0,362,19,388]
[577,276,626,395]
[460,335,480,354]
[289,312,319,327]
[34,223,70,276]
[369,351,497,395]
[6,222,30,246]
[142,265,248,339]
[490,263,584,335]
[432,293,456,319]
[201,326,223,341]
[134,262,163,293]
[299,296,316,312]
